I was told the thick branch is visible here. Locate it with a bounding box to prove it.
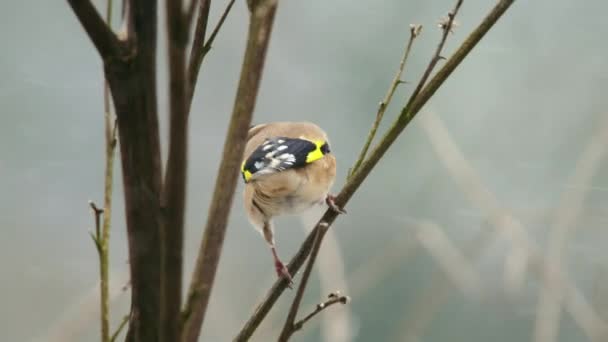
[234,0,516,339]
[66,0,123,60]
[105,1,163,341]
[159,1,190,341]
[181,1,279,341]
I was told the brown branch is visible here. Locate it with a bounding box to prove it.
[104,1,163,341]
[187,0,211,100]
[234,0,516,339]
[350,23,422,177]
[159,1,190,342]
[110,314,130,342]
[278,224,325,341]
[200,0,236,64]
[66,0,123,60]
[278,229,352,341]
[291,292,350,335]
[403,0,462,113]
[181,1,279,341]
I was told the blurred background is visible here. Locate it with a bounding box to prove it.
[2,0,608,341]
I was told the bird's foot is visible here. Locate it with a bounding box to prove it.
[275,258,294,288]
[326,194,347,214]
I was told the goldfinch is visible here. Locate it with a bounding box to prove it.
[242,121,345,285]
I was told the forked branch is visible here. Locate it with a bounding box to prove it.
[66,0,124,60]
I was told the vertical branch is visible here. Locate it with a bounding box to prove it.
[160,0,190,341]
[99,1,117,341]
[188,0,211,100]
[106,1,163,341]
[181,1,279,341]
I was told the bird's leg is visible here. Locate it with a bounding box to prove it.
[326,194,347,214]
[263,221,294,288]
[271,246,293,288]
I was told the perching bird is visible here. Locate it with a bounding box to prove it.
[241,121,345,285]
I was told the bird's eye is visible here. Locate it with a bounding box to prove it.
[321,142,330,154]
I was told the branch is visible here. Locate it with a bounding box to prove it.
[105,1,163,341]
[98,1,118,341]
[292,292,350,334]
[278,224,326,341]
[66,0,123,60]
[88,201,103,254]
[200,0,236,64]
[350,23,422,177]
[188,0,236,103]
[187,0,211,100]
[403,0,462,113]
[110,314,130,342]
[234,0,516,339]
[278,230,351,341]
[159,0,190,341]
[181,1,279,341]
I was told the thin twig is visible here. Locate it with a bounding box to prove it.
[349,24,421,177]
[110,315,130,342]
[234,0,516,339]
[88,201,103,254]
[278,224,327,341]
[403,0,462,114]
[293,292,350,332]
[181,1,279,341]
[200,0,236,63]
[187,0,211,101]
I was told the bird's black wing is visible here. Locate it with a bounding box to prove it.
[241,137,324,183]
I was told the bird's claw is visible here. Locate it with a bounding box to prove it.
[326,194,346,214]
[275,259,294,289]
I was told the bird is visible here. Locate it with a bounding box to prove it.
[241,121,346,285]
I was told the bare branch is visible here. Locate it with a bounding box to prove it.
[235,0,517,339]
[403,0,462,112]
[88,200,103,253]
[106,1,164,340]
[181,1,279,341]
[350,23,421,177]
[187,0,211,98]
[159,0,190,341]
[200,0,236,63]
[66,0,123,60]
[110,314,130,342]
[278,226,351,341]
[293,292,350,332]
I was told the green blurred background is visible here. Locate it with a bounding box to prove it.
[2,0,608,341]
